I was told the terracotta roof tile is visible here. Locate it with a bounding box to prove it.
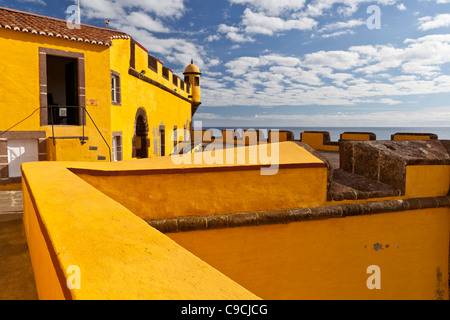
[0,6,129,46]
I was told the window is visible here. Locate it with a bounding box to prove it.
[111,76,117,102]
[111,71,121,106]
[148,55,158,72]
[173,76,178,87]
[159,125,166,157]
[112,133,123,162]
[173,125,178,153]
[162,66,169,80]
[195,76,200,86]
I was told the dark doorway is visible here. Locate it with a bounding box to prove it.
[46,55,80,125]
[135,115,148,159]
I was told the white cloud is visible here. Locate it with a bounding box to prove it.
[242,9,317,36]
[229,0,399,17]
[304,0,398,17]
[321,30,355,38]
[396,3,406,10]
[319,19,365,32]
[205,34,221,42]
[79,0,185,25]
[17,0,46,5]
[78,0,215,70]
[116,24,209,72]
[418,14,450,31]
[201,33,450,108]
[194,112,223,120]
[126,11,170,33]
[115,0,186,18]
[303,50,362,70]
[228,0,307,15]
[218,24,255,42]
[222,1,401,40]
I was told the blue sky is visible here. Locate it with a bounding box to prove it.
[2,0,450,127]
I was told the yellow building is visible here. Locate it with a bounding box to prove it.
[0,7,200,187]
[2,6,449,302]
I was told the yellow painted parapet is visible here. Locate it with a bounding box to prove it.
[20,140,450,300]
[392,133,439,141]
[21,161,259,300]
[68,142,328,220]
[300,131,339,152]
[405,165,450,198]
[167,206,449,300]
[20,141,328,300]
[340,132,376,142]
[196,129,295,147]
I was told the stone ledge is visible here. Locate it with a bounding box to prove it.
[329,169,402,201]
[340,140,450,194]
[147,196,450,234]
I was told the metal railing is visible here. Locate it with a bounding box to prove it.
[48,105,112,162]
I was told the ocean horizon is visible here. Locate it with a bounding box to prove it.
[204,127,450,141]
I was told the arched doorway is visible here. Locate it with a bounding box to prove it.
[132,108,149,159]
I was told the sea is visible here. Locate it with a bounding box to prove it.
[206,127,450,141]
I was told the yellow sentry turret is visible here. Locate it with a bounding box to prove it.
[183,59,201,103]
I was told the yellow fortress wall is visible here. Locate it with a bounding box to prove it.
[20,139,450,300]
[21,161,259,300]
[167,207,449,300]
[69,142,328,220]
[300,131,340,152]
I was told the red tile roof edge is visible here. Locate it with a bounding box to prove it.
[0,6,130,46]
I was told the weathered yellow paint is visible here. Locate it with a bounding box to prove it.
[301,132,339,152]
[21,161,260,300]
[168,208,450,300]
[405,165,450,198]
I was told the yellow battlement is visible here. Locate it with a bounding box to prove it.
[21,141,450,300]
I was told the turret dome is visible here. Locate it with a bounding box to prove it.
[184,59,201,75]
